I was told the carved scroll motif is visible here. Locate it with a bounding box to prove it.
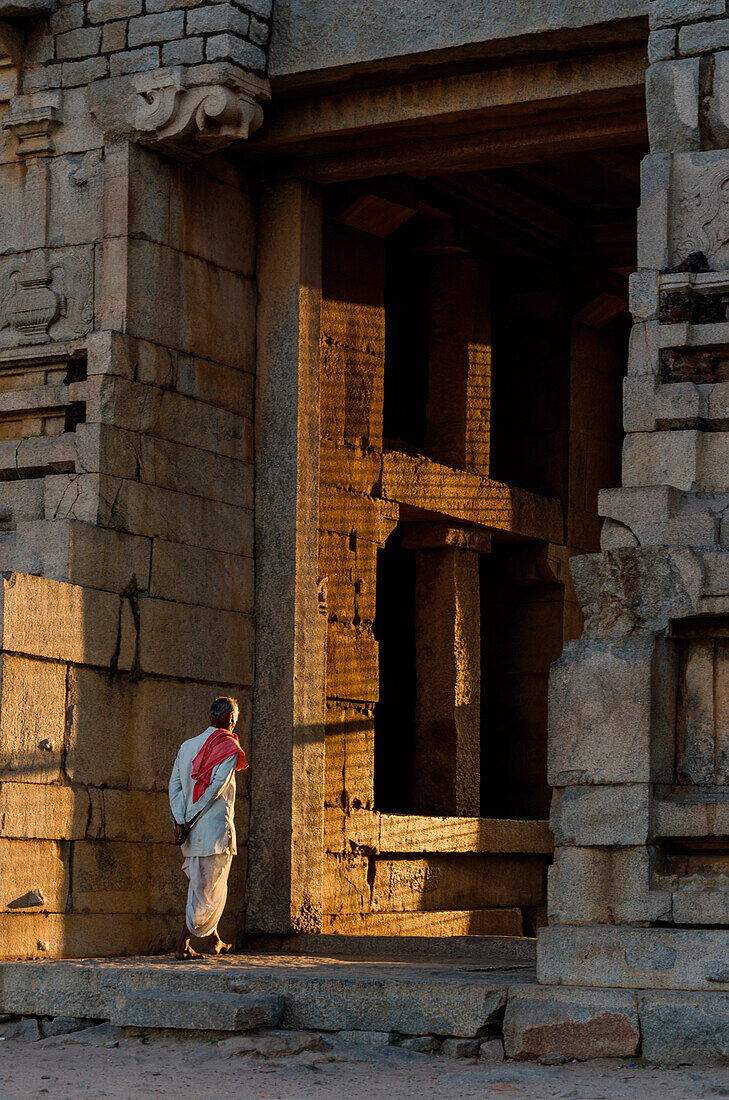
[674,165,729,267]
[132,66,268,156]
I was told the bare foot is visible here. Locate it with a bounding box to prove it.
[212,936,232,955]
[175,943,202,960]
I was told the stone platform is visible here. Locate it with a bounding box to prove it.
[4,938,729,1063]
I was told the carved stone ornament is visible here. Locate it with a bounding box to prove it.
[89,65,270,159]
[672,161,729,269]
[0,247,93,348]
[2,91,62,156]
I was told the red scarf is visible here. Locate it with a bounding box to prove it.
[191,728,248,804]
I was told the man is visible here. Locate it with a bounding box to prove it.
[168,696,248,960]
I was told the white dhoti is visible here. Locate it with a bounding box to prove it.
[182,851,232,938]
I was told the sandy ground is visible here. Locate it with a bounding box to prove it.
[2,1032,729,1100]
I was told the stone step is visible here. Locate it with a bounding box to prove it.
[111,990,284,1031]
[248,933,537,964]
[0,954,533,1038]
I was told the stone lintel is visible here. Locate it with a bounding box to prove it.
[89,64,270,160]
[0,0,56,15]
[400,521,491,554]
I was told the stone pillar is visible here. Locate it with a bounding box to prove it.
[402,523,490,817]
[540,0,729,992]
[247,179,326,935]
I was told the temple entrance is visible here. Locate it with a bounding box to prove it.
[316,145,642,937]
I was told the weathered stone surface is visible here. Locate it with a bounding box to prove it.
[338,1029,395,1045]
[503,987,640,1060]
[401,1035,440,1052]
[271,0,648,77]
[219,1031,330,1056]
[548,636,673,786]
[440,1037,480,1058]
[0,1017,41,1041]
[550,785,650,847]
[640,992,729,1064]
[112,991,284,1031]
[0,657,67,785]
[41,1016,95,1037]
[479,1038,505,1062]
[647,57,700,152]
[547,846,667,925]
[0,783,89,841]
[538,926,729,991]
[0,839,68,914]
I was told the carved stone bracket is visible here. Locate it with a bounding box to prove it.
[2,91,62,156]
[89,64,270,159]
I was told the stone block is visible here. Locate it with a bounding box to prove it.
[550,785,651,847]
[102,20,129,52]
[537,925,729,991]
[503,987,640,1061]
[401,1035,440,1052]
[1,1018,40,1041]
[548,637,672,786]
[338,1030,395,1045]
[640,991,729,1063]
[162,38,204,66]
[137,598,253,684]
[370,854,546,912]
[87,0,140,20]
[128,146,256,279]
[109,47,160,77]
[479,1038,504,1062]
[12,520,151,594]
[88,789,173,843]
[325,622,378,702]
[637,157,671,271]
[123,238,256,367]
[0,783,89,840]
[150,541,253,613]
[0,573,122,669]
[112,990,283,1030]
[218,1031,329,1056]
[440,1038,480,1058]
[547,846,663,925]
[127,10,184,45]
[0,839,68,913]
[70,841,185,914]
[0,657,67,785]
[647,57,700,153]
[66,669,250,790]
[55,26,102,59]
[206,33,266,72]
[0,910,178,960]
[323,907,525,937]
[85,375,253,463]
[679,17,729,53]
[649,28,677,62]
[188,4,249,34]
[651,0,725,29]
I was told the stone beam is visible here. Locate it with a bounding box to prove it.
[258,48,647,153]
[381,451,564,544]
[248,179,326,935]
[278,104,648,184]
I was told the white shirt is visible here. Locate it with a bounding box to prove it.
[168,727,237,857]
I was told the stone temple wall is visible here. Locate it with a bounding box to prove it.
[0,1,266,955]
[540,0,729,991]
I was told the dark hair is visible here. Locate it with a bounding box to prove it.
[210,696,239,725]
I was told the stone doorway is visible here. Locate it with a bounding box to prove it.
[314,145,644,938]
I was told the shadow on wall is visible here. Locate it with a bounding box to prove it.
[0,572,252,960]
